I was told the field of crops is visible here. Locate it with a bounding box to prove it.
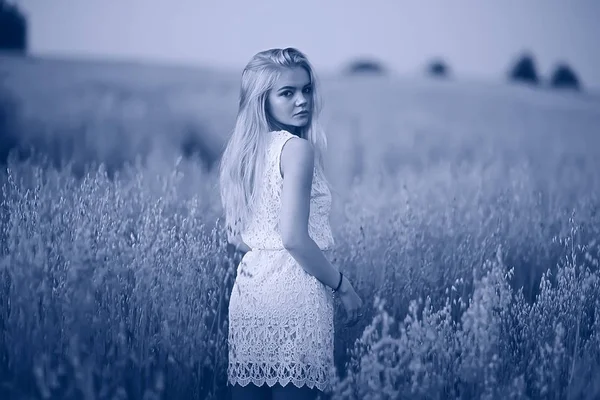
[1,54,600,399]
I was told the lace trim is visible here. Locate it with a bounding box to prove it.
[227,362,332,392]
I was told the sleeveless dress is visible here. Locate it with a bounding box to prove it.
[227,130,337,392]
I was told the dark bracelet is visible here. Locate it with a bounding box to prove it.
[332,272,343,292]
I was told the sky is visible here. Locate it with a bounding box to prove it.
[15,0,600,89]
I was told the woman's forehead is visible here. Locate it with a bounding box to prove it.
[274,67,311,88]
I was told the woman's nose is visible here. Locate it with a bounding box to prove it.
[295,93,308,106]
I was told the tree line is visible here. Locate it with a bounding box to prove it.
[345,52,582,92]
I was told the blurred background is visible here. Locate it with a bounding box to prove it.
[1,0,599,180]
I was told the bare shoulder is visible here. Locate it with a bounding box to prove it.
[280,136,314,180]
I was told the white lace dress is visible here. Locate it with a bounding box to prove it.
[227,130,337,392]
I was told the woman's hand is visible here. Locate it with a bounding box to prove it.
[337,275,363,327]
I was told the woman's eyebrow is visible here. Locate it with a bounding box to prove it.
[277,83,312,91]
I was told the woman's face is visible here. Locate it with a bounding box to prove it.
[267,66,313,130]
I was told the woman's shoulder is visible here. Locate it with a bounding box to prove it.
[279,133,313,178]
[269,130,308,152]
[272,129,309,149]
[270,129,304,140]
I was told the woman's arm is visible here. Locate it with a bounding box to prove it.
[279,137,342,291]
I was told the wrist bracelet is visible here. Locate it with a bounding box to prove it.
[332,272,343,292]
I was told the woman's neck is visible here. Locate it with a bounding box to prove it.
[270,121,302,137]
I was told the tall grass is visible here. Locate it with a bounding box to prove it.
[2,57,600,399]
[1,149,233,399]
[1,135,599,398]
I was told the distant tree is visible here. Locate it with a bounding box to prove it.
[550,63,581,91]
[0,0,28,53]
[508,52,539,85]
[345,58,386,75]
[427,58,450,78]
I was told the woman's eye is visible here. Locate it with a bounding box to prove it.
[282,91,293,97]
[303,87,312,93]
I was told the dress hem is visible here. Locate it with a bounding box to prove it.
[227,375,331,392]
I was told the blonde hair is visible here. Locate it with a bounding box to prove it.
[218,47,331,242]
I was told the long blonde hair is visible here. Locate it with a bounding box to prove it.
[218,47,331,242]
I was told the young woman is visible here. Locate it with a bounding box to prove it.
[219,47,364,400]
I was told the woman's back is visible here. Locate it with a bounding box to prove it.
[240,130,334,252]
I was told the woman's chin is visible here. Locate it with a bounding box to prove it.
[289,119,311,128]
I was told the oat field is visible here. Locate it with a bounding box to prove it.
[1,54,600,399]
